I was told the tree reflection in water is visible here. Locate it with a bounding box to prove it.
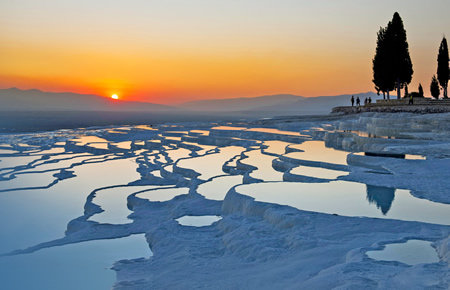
[366,185,395,215]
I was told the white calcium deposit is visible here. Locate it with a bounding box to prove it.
[0,112,449,289]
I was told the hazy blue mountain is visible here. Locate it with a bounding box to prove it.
[0,88,174,111]
[179,94,304,112]
[250,92,379,115]
[1,88,378,115]
[179,92,378,115]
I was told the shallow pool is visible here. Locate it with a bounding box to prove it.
[235,181,450,225]
[366,239,439,265]
[176,215,222,227]
[0,234,150,290]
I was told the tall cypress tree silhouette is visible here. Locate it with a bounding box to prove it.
[386,12,413,100]
[437,37,449,98]
[373,27,395,99]
[430,75,440,99]
[418,83,424,97]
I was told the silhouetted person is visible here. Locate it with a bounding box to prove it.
[366,185,395,215]
[364,98,368,105]
[408,94,413,105]
[356,97,360,107]
[351,95,354,106]
[369,97,372,104]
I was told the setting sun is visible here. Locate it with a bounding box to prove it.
[111,94,119,100]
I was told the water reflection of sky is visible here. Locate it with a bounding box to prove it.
[197,175,243,200]
[70,136,109,144]
[211,126,306,137]
[263,140,291,155]
[89,185,168,224]
[0,234,150,290]
[286,141,349,165]
[242,150,283,181]
[366,239,439,265]
[0,158,141,253]
[176,215,222,227]
[177,146,244,180]
[137,187,189,202]
[290,165,348,179]
[236,181,450,225]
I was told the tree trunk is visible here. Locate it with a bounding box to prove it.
[444,85,448,99]
[387,90,390,100]
[383,91,386,100]
[396,79,401,99]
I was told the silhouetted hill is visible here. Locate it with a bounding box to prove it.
[179,92,378,115]
[1,88,378,115]
[0,88,174,112]
[0,88,379,132]
[179,94,304,112]
[251,92,378,115]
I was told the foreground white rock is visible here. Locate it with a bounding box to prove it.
[0,112,448,289]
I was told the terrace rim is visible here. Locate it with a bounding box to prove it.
[332,98,450,114]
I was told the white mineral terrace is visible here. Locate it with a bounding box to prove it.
[0,112,449,289]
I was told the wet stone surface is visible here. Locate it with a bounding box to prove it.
[0,113,449,289]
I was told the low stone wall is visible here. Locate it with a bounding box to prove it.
[332,103,450,114]
[374,98,450,106]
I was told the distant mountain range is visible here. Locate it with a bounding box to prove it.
[0,88,172,112]
[178,92,379,115]
[0,88,378,116]
[179,94,303,112]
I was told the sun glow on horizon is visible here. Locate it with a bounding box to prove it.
[111,94,119,100]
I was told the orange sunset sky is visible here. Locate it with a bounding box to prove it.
[1,0,449,104]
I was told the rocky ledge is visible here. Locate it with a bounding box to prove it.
[333,98,450,114]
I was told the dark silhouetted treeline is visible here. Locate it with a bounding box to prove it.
[372,12,413,100]
[373,13,449,100]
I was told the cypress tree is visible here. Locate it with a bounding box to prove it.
[437,37,449,98]
[430,75,440,99]
[386,12,413,99]
[418,83,424,97]
[372,27,395,99]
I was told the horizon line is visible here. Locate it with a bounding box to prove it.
[0,86,377,105]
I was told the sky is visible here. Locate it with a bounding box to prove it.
[1,0,449,104]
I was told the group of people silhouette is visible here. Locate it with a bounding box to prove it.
[351,95,372,107]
